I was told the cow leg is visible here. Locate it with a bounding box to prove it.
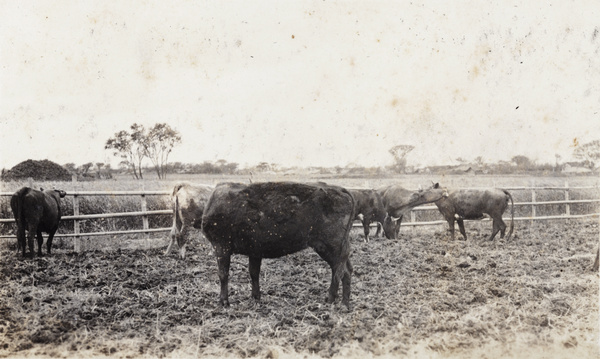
[457,219,467,240]
[313,249,341,304]
[327,263,341,304]
[36,230,44,256]
[46,228,57,255]
[375,222,382,237]
[26,223,37,258]
[165,228,177,256]
[362,219,370,243]
[341,259,353,309]
[498,218,507,238]
[489,219,502,241]
[249,256,262,301]
[16,223,26,256]
[215,248,231,306]
[446,218,456,240]
[165,213,182,256]
[177,225,189,259]
[27,231,35,258]
[395,215,403,239]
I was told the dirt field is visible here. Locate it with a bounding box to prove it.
[0,217,598,358]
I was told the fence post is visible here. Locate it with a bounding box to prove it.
[564,180,570,216]
[531,180,536,226]
[71,175,81,253]
[140,182,149,240]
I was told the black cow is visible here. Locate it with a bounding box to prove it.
[378,183,448,239]
[348,189,386,242]
[10,187,67,257]
[434,188,514,241]
[201,182,355,308]
[165,182,214,259]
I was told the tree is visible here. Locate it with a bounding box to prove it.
[106,122,181,179]
[141,123,181,179]
[79,162,93,176]
[105,124,147,179]
[64,163,77,174]
[474,156,485,167]
[256,162,271,172]
[389,145,414,173]
[511,155,532,171]
[573,140,600,170]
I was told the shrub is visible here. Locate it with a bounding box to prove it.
[1,159,72,182]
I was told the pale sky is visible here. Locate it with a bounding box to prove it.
[1,1,599,170]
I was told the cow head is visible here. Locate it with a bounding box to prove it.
[407,182,448,208]
[382,214,400,239]
[381,183,448,239]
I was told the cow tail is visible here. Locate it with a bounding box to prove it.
[336,189,356,278]
[170,192,180,239]
[172,183,185,196]
[504,190,515,240]
[14,188,29,250]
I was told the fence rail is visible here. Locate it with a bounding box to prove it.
[1,183,598,244]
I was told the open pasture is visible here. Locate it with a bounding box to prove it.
[0,219,598,358]
[0,174,598,358]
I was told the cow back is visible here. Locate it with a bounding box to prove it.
[202,182,354,258]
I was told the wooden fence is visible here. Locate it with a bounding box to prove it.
[1,183,598,250]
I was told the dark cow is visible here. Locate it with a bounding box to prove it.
[10,187,67,257]
[165,182,214,259]
[348,189,386,242]
[201,182,355,308]
[434,188,514,241]
[379,183,448,239]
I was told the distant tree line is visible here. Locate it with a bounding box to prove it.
[52,138,600,180]
[63,162,113,180]
[164,160,239,175]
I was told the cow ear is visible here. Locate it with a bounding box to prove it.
[418,184,423,192]
[433,183,440,189]
[40,187,44,191]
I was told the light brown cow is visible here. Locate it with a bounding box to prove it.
[434,188,514,241]
[165,182,214,259]
[378,183,448,239]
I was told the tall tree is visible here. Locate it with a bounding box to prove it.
[142,123,181,179]
[573,140,600,170]
[105,124,146,179]
[389,145,414,173]
[511,155,532,171]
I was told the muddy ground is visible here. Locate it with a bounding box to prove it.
[0,219,598,358]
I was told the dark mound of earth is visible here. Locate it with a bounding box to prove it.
[1,159,72,182]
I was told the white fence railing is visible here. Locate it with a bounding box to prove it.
[1,184,598,248]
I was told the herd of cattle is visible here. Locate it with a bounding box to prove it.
[9,181,520,308]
